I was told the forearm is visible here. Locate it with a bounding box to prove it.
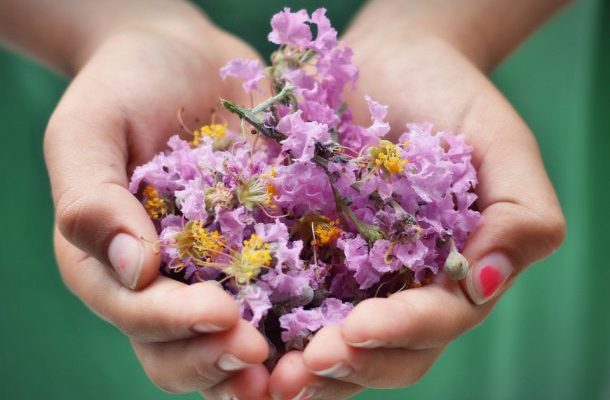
[0,0,208,75]
[346,0,572,71]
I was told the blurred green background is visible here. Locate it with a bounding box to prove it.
[0,0,608,399]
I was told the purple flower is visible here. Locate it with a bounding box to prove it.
[175,177,208,221]
[237,284,272,327]
[262,268,314,304]
[279,298,353,349]
[270,162,334,215]
[217,207,248,246]
[268,8,312,48]
[277,110,330,162]
[337,235,382,289]
[220,58,266,93]
[365,95,391,138]
[310,8,337,52]
[253,220,290,243]
[368,239,401,274]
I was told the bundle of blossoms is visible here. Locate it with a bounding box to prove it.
[129,8,481,359]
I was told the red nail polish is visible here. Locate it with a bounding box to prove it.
[466,253,513,305]
[479,265,504,297]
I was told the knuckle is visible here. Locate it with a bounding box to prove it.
[408,363,431,386]
[391,296,426,329]
[55,188,87,241]
[526,207,567,256]
[113,310,154,342]
[193,356,220,389]
[144,365,183,394]
[544,211,567,251]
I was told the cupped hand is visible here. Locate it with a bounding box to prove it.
[45,10,271,400]
[268,35,566,400]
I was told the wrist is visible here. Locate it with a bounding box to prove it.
[344,0,572,72]
[70,0,216,75]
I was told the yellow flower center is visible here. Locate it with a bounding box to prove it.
[175,221,226,262]
[228,234,272,285]
[143,185,167,220]
[191,123,227,147]
[370,140,408,175]
[314,219,342,246]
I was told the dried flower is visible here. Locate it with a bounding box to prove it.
[129,7,481,356]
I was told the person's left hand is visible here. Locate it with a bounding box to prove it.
[267,26,565,400]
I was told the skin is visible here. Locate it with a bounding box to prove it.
[0,0,569,399]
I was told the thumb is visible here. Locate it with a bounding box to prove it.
[44,90,160,290]
[460,125,566,305]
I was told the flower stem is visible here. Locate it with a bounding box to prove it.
[220,98,287,142]
[331,185,383,243]
[251,83,295,114]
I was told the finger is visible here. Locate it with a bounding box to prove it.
[269,351,362,400]
[44,79,161,290]
[458,101,566,304]
[132,320,269,393]
[201,364,271,400]
[303,326,443,389]
[55,228,239,342]
[341,279,487,350]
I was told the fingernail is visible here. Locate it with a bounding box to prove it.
[466,252,513,305]
[311,362,352,379]
[219,393,239,400]
[216,353,252,372]
[191,322,225,334]
[108,233,143,289]
[346,339,386,349]
[291,386,316,400]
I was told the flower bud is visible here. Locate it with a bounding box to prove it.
[444,243,469,280]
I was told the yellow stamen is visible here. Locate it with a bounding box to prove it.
[314,219,342,246]
[143,185,167,220]
[265,183,277,205]
[261,167,278,207]
[191,123,227,147]
[226,234,272,285]
[369,140,408,175]
[174,221,226,262]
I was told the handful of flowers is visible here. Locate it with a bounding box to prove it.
[129,8,481,357]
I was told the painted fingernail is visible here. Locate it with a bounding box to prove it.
[311,362,352,379]
[108,233,143,289]
[291,386,316,400]
[216,353,253,372]
[191,322,225,334]
[346,339,386,349]
[466,253,513,305]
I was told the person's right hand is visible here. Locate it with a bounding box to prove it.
[44,5,271,399]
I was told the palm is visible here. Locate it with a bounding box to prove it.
[71,28,260,170]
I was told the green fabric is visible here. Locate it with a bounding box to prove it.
[0,1,607,399]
